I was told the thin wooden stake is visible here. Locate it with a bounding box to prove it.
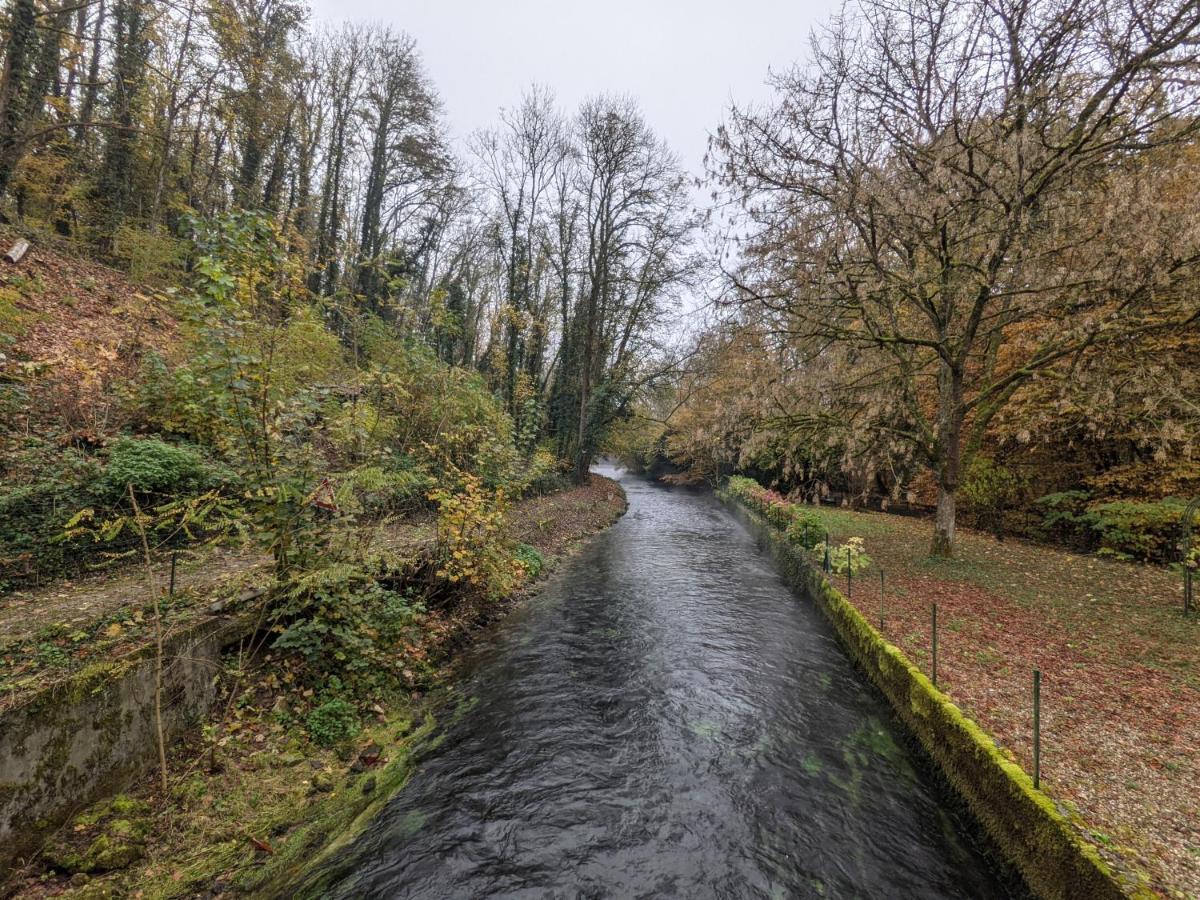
[879,569,885,631]
[129,485,169,793]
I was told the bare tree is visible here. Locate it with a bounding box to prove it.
[553,95,696,480]
[471,86,567,413]
[715,0,1200,555]
[355,27,448,306]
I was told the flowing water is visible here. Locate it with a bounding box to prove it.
[305,467,1018,898]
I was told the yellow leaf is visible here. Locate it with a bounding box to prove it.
[104,623,123,638]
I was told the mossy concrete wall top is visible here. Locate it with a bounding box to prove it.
[0,609,258,876]
[723,496,1154,900]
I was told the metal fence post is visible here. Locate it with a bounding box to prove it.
[931,603,938,688]
[169,551,177,598]
[1180,497,1198,615]
[1033,669,1042,789]
[823,531,831,573]
[879,569,885,631]
[847,549,853,597]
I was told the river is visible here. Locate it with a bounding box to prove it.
[303,467,1018,898]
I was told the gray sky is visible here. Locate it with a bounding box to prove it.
[308,0,841,178]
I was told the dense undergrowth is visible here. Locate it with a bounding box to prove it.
[0,210,571,732]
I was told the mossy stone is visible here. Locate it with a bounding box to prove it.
[43,795,151,874]
[69,879,124,899]
[45,830,146,874]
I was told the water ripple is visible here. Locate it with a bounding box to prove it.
[305,468,1017,899]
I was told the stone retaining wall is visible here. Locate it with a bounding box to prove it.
[0,608,260,874]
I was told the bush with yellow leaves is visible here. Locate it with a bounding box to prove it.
[429,473,527,597]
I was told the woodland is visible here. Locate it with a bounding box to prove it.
[0,0,698,590]
[635,0,1200,562]
[0,0,1198,891]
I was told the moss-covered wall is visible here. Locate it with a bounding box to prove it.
[0,610,260,876]
[723,495,1154,900]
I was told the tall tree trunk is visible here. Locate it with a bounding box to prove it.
[261,110,293,213]
[356,96,391,304]
[150,0,196,228]
[0,0,39,199]
[575,361,590,482]
[292,113,315,241]
[931,366,965,557]
[310,109,342,294]
[98,0,149,243]
[75,0,105,146]
[574,275,601,483]
[63,2,87,104]
[236,131,263,208]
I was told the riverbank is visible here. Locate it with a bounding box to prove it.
[725,479,1197,899]
[3,475,626,899]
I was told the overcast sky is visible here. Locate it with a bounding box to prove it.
[307,0,841,179]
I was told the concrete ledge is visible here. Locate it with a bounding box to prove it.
[0,606,262,875]
[722,493,1153,900]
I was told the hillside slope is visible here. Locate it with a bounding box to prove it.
[0,229,178,443]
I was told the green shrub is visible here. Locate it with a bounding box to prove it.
[112,225,185,286]
[517,448,567,496]
[99,437,211,499]
[514,543,544,578]
[342,462,433,519]
[961,456,1023,535]
[304,698,359,747]
[814,536,873,575]
[271,562,421,697]
[761,498,792,530]
[1032,490,1095,548]
[785,507,825,548]
[1087,498,1194,563]
[0,442,102,589]
[726,475,760,499]
[726,475,800,530]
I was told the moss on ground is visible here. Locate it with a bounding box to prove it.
[42,795,152,875]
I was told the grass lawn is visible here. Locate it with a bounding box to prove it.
[810,504,1198,899]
